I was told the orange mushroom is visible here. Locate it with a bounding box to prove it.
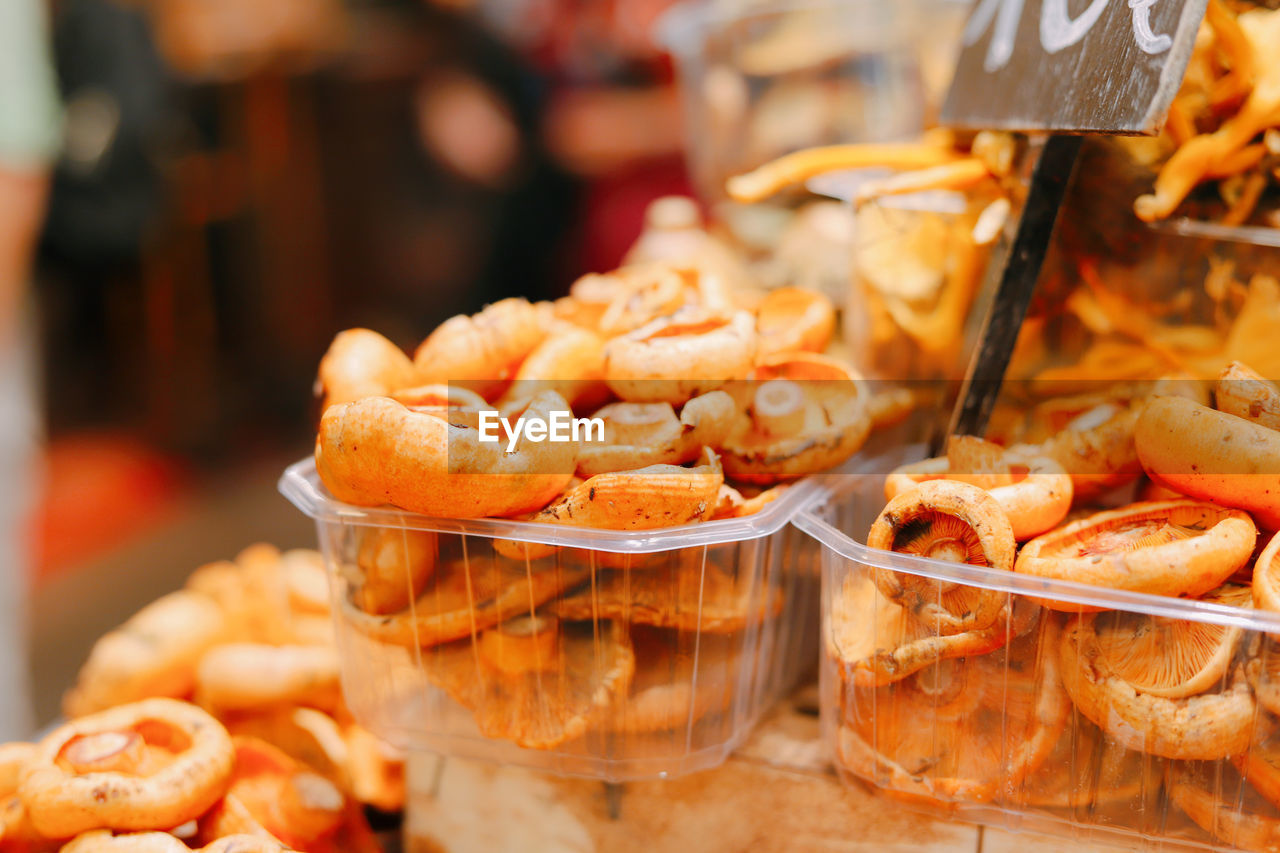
[828,573,1036,687]
[1170,760,1280,851]
[754,287,836,358]
[195,645,342,715]
[495,325,607,412]
[722,354,870,484]
[603,309,757,405]
[884,437,1073,540]
[1136,395,1280,530]
[349,527,438,616]
[315,391,577,519]
[211,738,345,851]
[412,298,546,398]
[1217,360,1280,431]
[63,592,227,718]
[836,616,1069,804]
[423,620,635,749]
[575,391,736,477]
[1016,500,1257,608]
[1253,532,1280,616]
[1058,599,1260,761]
[867,480,1017,635]
[20,699,234,838]
[316,329,415,411]
[341,554,589,650]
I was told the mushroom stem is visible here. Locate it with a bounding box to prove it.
[60,731,148,775]
[753,380,806,438]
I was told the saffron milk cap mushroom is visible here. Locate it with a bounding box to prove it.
[316,329,415,412]
[20,699,235,838]
[1136,395,1280,529]
[1217,361,1280,431]
[603,309,757,405]
[412,298,546,399]
[315,391,577,519]
[867,480,1017,635]
[885,437,1073,540]
[1058,600,1260,761]
[1016,500,1257,609]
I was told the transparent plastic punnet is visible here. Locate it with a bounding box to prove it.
[279,458,819,781]
[796,462,1280,852]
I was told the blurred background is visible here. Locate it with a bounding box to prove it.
[8,0,965,729]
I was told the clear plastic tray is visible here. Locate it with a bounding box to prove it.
[279,458,821,781]
[795,458,1280,852]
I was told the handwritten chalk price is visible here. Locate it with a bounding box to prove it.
[966,0,1175,72]
[942,0,1207,133]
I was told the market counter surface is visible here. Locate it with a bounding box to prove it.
[405,686,1130,853]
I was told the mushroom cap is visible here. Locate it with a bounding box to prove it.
[1253,532,1280,616]
[603,309,758,405]
[316,392,578,520]
[828,574,1033,687]
[1136,395,1280,529]
[524,449,725,532]
[194,644,342,715]
[1058,614,1261,760]
[723,356,869,483]
[64,591,227,718]
[1036,401,1143,502]
[317,328,415,412]
[755,286,836,357]
[20,698,235,838]
[413,298,546,398]
[222,707,350,792]
[1016,500,1257,607]
[576,391,736,477]
[867,480,1016,635]
[836,616,1069,803]
[1089,584,1250,699]
[350,527,438,616]
[884,445,1073,541]
[1170,761,1280,852]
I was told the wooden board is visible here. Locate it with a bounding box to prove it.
[942,0,1209,134]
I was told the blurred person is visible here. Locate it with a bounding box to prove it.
[316,0,578,337]
[0,0,62,738]
[440,0,691,272]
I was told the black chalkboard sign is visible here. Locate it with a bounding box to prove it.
[942,0,1209,134]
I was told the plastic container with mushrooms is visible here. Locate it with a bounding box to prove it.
[797,358,1280,852]
[284,224,919,780]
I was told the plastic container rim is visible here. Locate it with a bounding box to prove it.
[279,457,820,554]
[794,500,1280,632]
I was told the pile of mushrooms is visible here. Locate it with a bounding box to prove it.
[1134,1,1280,226]
[315,225,894,524]
[830,361,1280,847]
[6,544,409,852]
